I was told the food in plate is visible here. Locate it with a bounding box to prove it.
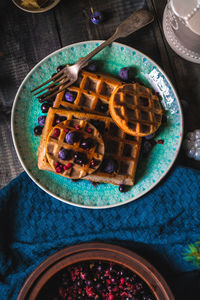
[35,67,162,191]
[45,119,105,179]
[38,108,142,186]
[109,83,162,137]
[53,70,123,116]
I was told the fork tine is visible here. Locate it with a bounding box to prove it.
[31,69,65,93]
[42,80,74,102]
[37,77,71,100]
[33,74,67,96]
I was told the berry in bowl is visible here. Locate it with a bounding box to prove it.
[17,243,175,300]
[37,260,156,300]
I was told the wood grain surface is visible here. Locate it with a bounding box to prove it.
[0,0,200,188]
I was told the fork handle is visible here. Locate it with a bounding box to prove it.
[76,9,154,69]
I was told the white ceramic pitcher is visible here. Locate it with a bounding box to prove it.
[163,0,200,63]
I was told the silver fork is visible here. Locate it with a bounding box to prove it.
[31,9,154,101]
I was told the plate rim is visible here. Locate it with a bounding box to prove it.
[11,40,183,209]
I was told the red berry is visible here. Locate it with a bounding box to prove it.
[87,127,92,133]
[120,278,125,284]
[64,128,69,133]
[55,162,59,168]
[64,163,73,170]
[53,128,60,138]
[90,160,95,167]
[56,167,62,173]
[157,139,164,144]
[75,125,81,130]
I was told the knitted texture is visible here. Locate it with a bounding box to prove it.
[0,166,200,299]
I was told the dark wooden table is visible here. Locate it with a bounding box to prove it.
[0,1,200,299]
[1,0,200,189]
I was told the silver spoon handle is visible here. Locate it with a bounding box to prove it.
[77,9,154,69]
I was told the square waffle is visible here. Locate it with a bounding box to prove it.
[53,70,122,116]
[38,108,142,186]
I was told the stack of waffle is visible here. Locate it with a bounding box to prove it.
[37,70,162,187]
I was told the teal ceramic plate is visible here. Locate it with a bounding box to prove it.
[11,41,183,209]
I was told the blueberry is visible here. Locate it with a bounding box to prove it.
[141,140,152,155]
[97,265,102,272]
[41,102,51,113]
[59,149,72,160]
[74,152,88,165]
[38,94,46,103]
[101,158,118,173]
[65,131,79,144]
[80,138,94,149]
[34,126,43,136]
[64,91,76,103]
[51,73,57,81]
[119,184,127,193]
[119,67,129,81]
[90,159,98,168]
[91,11,103,24]
[144,133,155,140]
[56,65,65,73]
[119,67,135,81]
[55,116,67,124]
[38,115,46,126]
[76,280,82,287]
[85,61,98,72]
[135,282,144,291]
[86,279,92,286]
[96,282,102,289]
[111,277,115,283]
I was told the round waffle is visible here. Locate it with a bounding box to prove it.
[45,119,105,179]
[109,83,163,137]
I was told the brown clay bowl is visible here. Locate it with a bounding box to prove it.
[17,242,175,300]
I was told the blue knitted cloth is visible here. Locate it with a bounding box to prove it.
[0,166,200,300]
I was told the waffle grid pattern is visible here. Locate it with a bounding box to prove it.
[45,119,104,179]
[110,83,162,137]
[38,108,141,186]
[53,70,122,116]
